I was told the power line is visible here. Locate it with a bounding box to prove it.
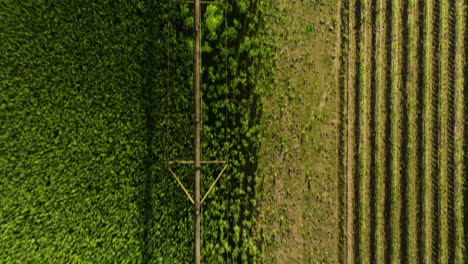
[165,1,229,263]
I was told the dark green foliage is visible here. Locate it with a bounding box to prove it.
[1,0,148,262]
[1,0,268,262]
[200,1,268,263]
[143,2,195,263]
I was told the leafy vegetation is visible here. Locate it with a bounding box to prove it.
[0,0,148,262]
[150,0,271,262]
[1,0,270,263]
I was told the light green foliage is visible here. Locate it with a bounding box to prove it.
[205,5,223,38]
[0,0,148,262]
[197,0,270,262]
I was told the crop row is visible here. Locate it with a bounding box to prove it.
[337,0,466,263]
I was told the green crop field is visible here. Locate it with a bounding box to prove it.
[337,0,467,263]
[1,0,466,263]
[1,0,268,263]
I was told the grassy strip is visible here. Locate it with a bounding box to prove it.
[405,0,422,263]
[374,0,389,262]
[453,0,466,261]
[390,0,403,262]
[357,0,372,263]
[438,0,451,262]
[346,0,359,262]
[422,1,437,262]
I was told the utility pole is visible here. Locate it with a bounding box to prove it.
[166,1,227,263]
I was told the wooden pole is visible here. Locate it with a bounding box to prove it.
[193,0,202,262]
[166,2,227,262]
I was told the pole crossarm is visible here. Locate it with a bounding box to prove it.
[201,164,228,204]
[168,160,227,165]
[167,162,228,204]
[167,166,195,204]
